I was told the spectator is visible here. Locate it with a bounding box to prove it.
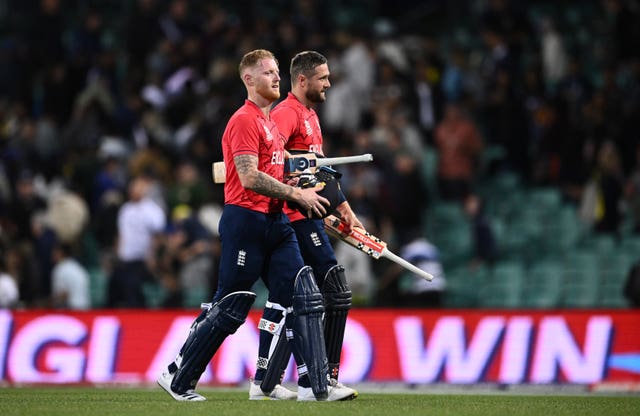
[379,148,426,244]
[539,17,568,88]
[165,160,209,213]
[163,204,214,306]
[29,190,90,303]
[50,242,90,309]
[125,0,163,71]
[91,156,126,212]
[593,140,625,235]
[108,175,166,308]
[2,244,37,307]
[464,193,498,267]
[579,140,625,235]
[434,102,484,201]
[30,211,58,303]
[0,254,20,308]
[4,170,47,243]
[28,0,66,71]
[377,234,446,308]
[623,260,640,307]
[624,142,640,233]
[45,190,90,245]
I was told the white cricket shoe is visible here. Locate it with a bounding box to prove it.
[297,378,358,401]
[157,370,206,401]
[249,381,297,400]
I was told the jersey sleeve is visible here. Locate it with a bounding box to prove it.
[228,114,260,157]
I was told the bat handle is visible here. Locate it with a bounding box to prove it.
[382,248,434,281]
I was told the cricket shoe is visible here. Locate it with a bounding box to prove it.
[297,378,358,401]
[157,370,206,401]
[249,380,297,400]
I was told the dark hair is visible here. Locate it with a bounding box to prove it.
[290,51,327,83]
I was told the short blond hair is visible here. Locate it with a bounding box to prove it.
[238,49,278,77]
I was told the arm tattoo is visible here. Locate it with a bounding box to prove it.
[234,154,257,177]
[234,154,296,201]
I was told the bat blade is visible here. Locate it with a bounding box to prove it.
[323,215,434,282]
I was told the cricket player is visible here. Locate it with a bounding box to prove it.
[250,50,361,400]
[158,49,354,402]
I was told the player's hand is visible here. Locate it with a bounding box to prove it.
[297,184,330,218]
[341,213,364,235]
[335,202,364,234]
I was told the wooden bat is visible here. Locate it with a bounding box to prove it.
[323,215,434,282]
[211,153,373,183]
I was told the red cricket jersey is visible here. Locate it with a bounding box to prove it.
[222,100,286,214]
[272,92,324,222]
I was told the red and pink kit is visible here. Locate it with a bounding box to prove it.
[272,92,324,222]
[222,100,286,214]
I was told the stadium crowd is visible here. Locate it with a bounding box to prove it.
[0,0,639,309]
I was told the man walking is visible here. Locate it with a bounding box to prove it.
[250,51,361,400]
[157,49,354,402]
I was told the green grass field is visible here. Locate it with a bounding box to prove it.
[1,387,638,416]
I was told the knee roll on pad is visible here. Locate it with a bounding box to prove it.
[293,266,325,314]
[292,266,329,399]
[171,291,256,393]
[322,265,352,311]
[322,265,351,380]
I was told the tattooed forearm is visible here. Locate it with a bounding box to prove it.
[252,172,296,200]
[234,154,296,201]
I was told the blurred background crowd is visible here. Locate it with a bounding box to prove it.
[0,0,639,310]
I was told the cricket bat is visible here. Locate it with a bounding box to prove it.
[211,153,373,183]
[323,215,434,282]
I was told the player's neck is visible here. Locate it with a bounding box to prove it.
[292,90,312,109]
[247,94,274,118]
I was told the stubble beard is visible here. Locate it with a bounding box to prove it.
[306,89,326,104]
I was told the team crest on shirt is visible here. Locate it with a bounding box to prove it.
[304,119,313,136]
[262,123,273,141]
[237,249,247,266]
[310,232,322,247]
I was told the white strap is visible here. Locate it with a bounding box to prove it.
[265,301,293,314]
